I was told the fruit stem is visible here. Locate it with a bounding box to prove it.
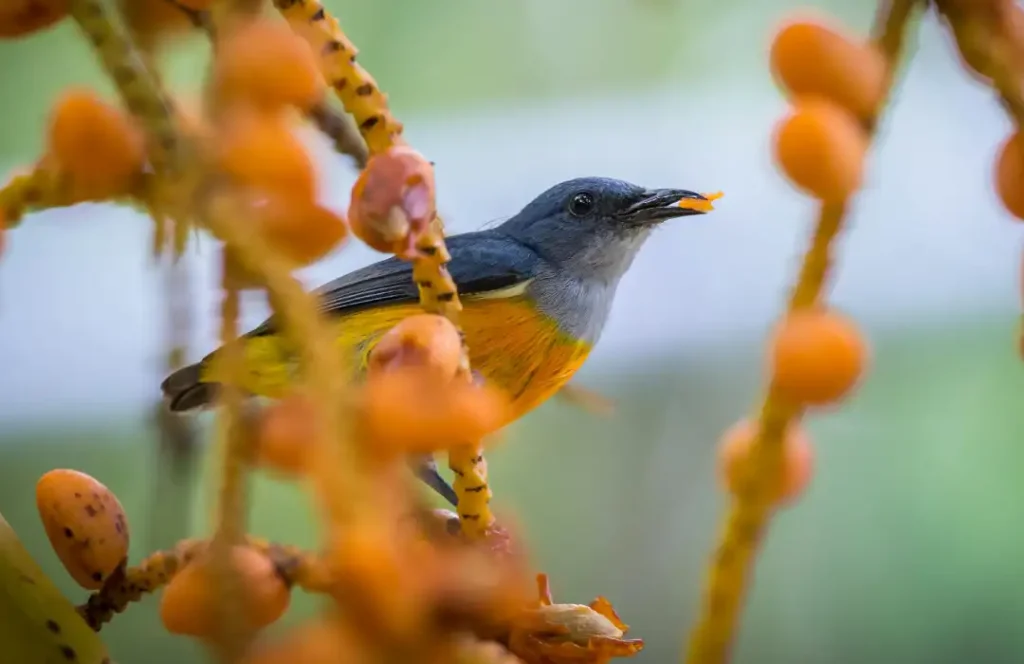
[934,2,1024,126]
[207,281,253,661]
[682,2,921,663]
[77,537,330,632]
[203,193,365,548]
[273,0,493,538]
[66,0,202,585]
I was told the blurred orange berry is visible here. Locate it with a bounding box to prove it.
[241,619,367,664]
[770,17,886,120]
[214,110,318,203]
[368,314,463,382]
[773,97,867,202]
[349,146,436,259]
[47,88,145,200]
[255,393,317,477]
[995,130,1024,221]
[253,194,348,268]
[35,469,130,590]
[359,368,510,456]
[177,0,215,9]
[0,0,67,38]
[117,0,197,47]
[214,18,324,112]
[769,307,867,406]
[453,635,521,664]
[160,545,290,636]
[717,419,814,505]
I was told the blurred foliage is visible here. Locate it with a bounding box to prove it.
[0,317,1021,663]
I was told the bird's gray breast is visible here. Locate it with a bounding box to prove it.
[525,267,617,344]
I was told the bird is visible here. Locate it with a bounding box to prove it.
[161,176,711,504]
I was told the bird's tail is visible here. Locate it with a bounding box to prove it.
[161,363,221,413]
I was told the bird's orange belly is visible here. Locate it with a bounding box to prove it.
[343,296,592,419]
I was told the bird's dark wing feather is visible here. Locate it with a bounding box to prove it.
[248,231,541,337]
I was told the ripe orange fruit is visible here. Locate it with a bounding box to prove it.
[35,469,130,589]
[770,17,886,120]
[160,546,290,636]
[773,97,867,202]
[256,394,317,477]
[215,110,318,203]
[995,130,1024,221]
[253,194,348,268]
[359,369,510,456]
[214,18,324,112]
[348,146,436,259]
[117,0,196,49]
[717,419,814,505]
[769,307,867,406]
[47,88,145,200]
[241,620,365,664]
[0,0,67,38]
[368,314,463,382]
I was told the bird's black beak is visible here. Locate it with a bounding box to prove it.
[620,188,709,225]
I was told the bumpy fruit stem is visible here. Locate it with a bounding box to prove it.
[66,0,199,538]
[273,0,493,538]
[683,2,921,662]
[77,536,329,631]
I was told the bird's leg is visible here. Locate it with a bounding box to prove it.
[404,369,488,508]
[407,455,458,508]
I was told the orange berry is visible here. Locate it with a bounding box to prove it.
[241,620,367,664]
[117,0,196,48]
[359,369,511,456]
[253,194,348,268]
[368,314,463,382]
[0,0,67,38]
[215,111,317,202]
[995,130,1024,221]
[47,88,145,200]
[770,17,886,120]
[160,546,290,637]
[769,307,867,406]
[255,394,318,477]
[773,97,867,202]
[35,469,130,590]
[348,146,436,259]
[214,18,324,112]
[717,419,814,505]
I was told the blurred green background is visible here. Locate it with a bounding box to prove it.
[1,0,1023,663]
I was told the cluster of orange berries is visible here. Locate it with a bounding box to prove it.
[712,15,877,506]
[0,4,443,277]
[34,463,641,663]
[716,308,867,505]
[256,313,509,480]
[33,468,290,636]
[769,16,884,203]
[208,17,445,280]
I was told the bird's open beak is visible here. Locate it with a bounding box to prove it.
[621,188,709,225]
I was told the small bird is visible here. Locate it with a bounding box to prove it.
[161,177,710,503]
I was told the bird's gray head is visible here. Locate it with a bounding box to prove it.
[496,176,708,283]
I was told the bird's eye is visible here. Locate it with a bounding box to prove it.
[568,192,595,217]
